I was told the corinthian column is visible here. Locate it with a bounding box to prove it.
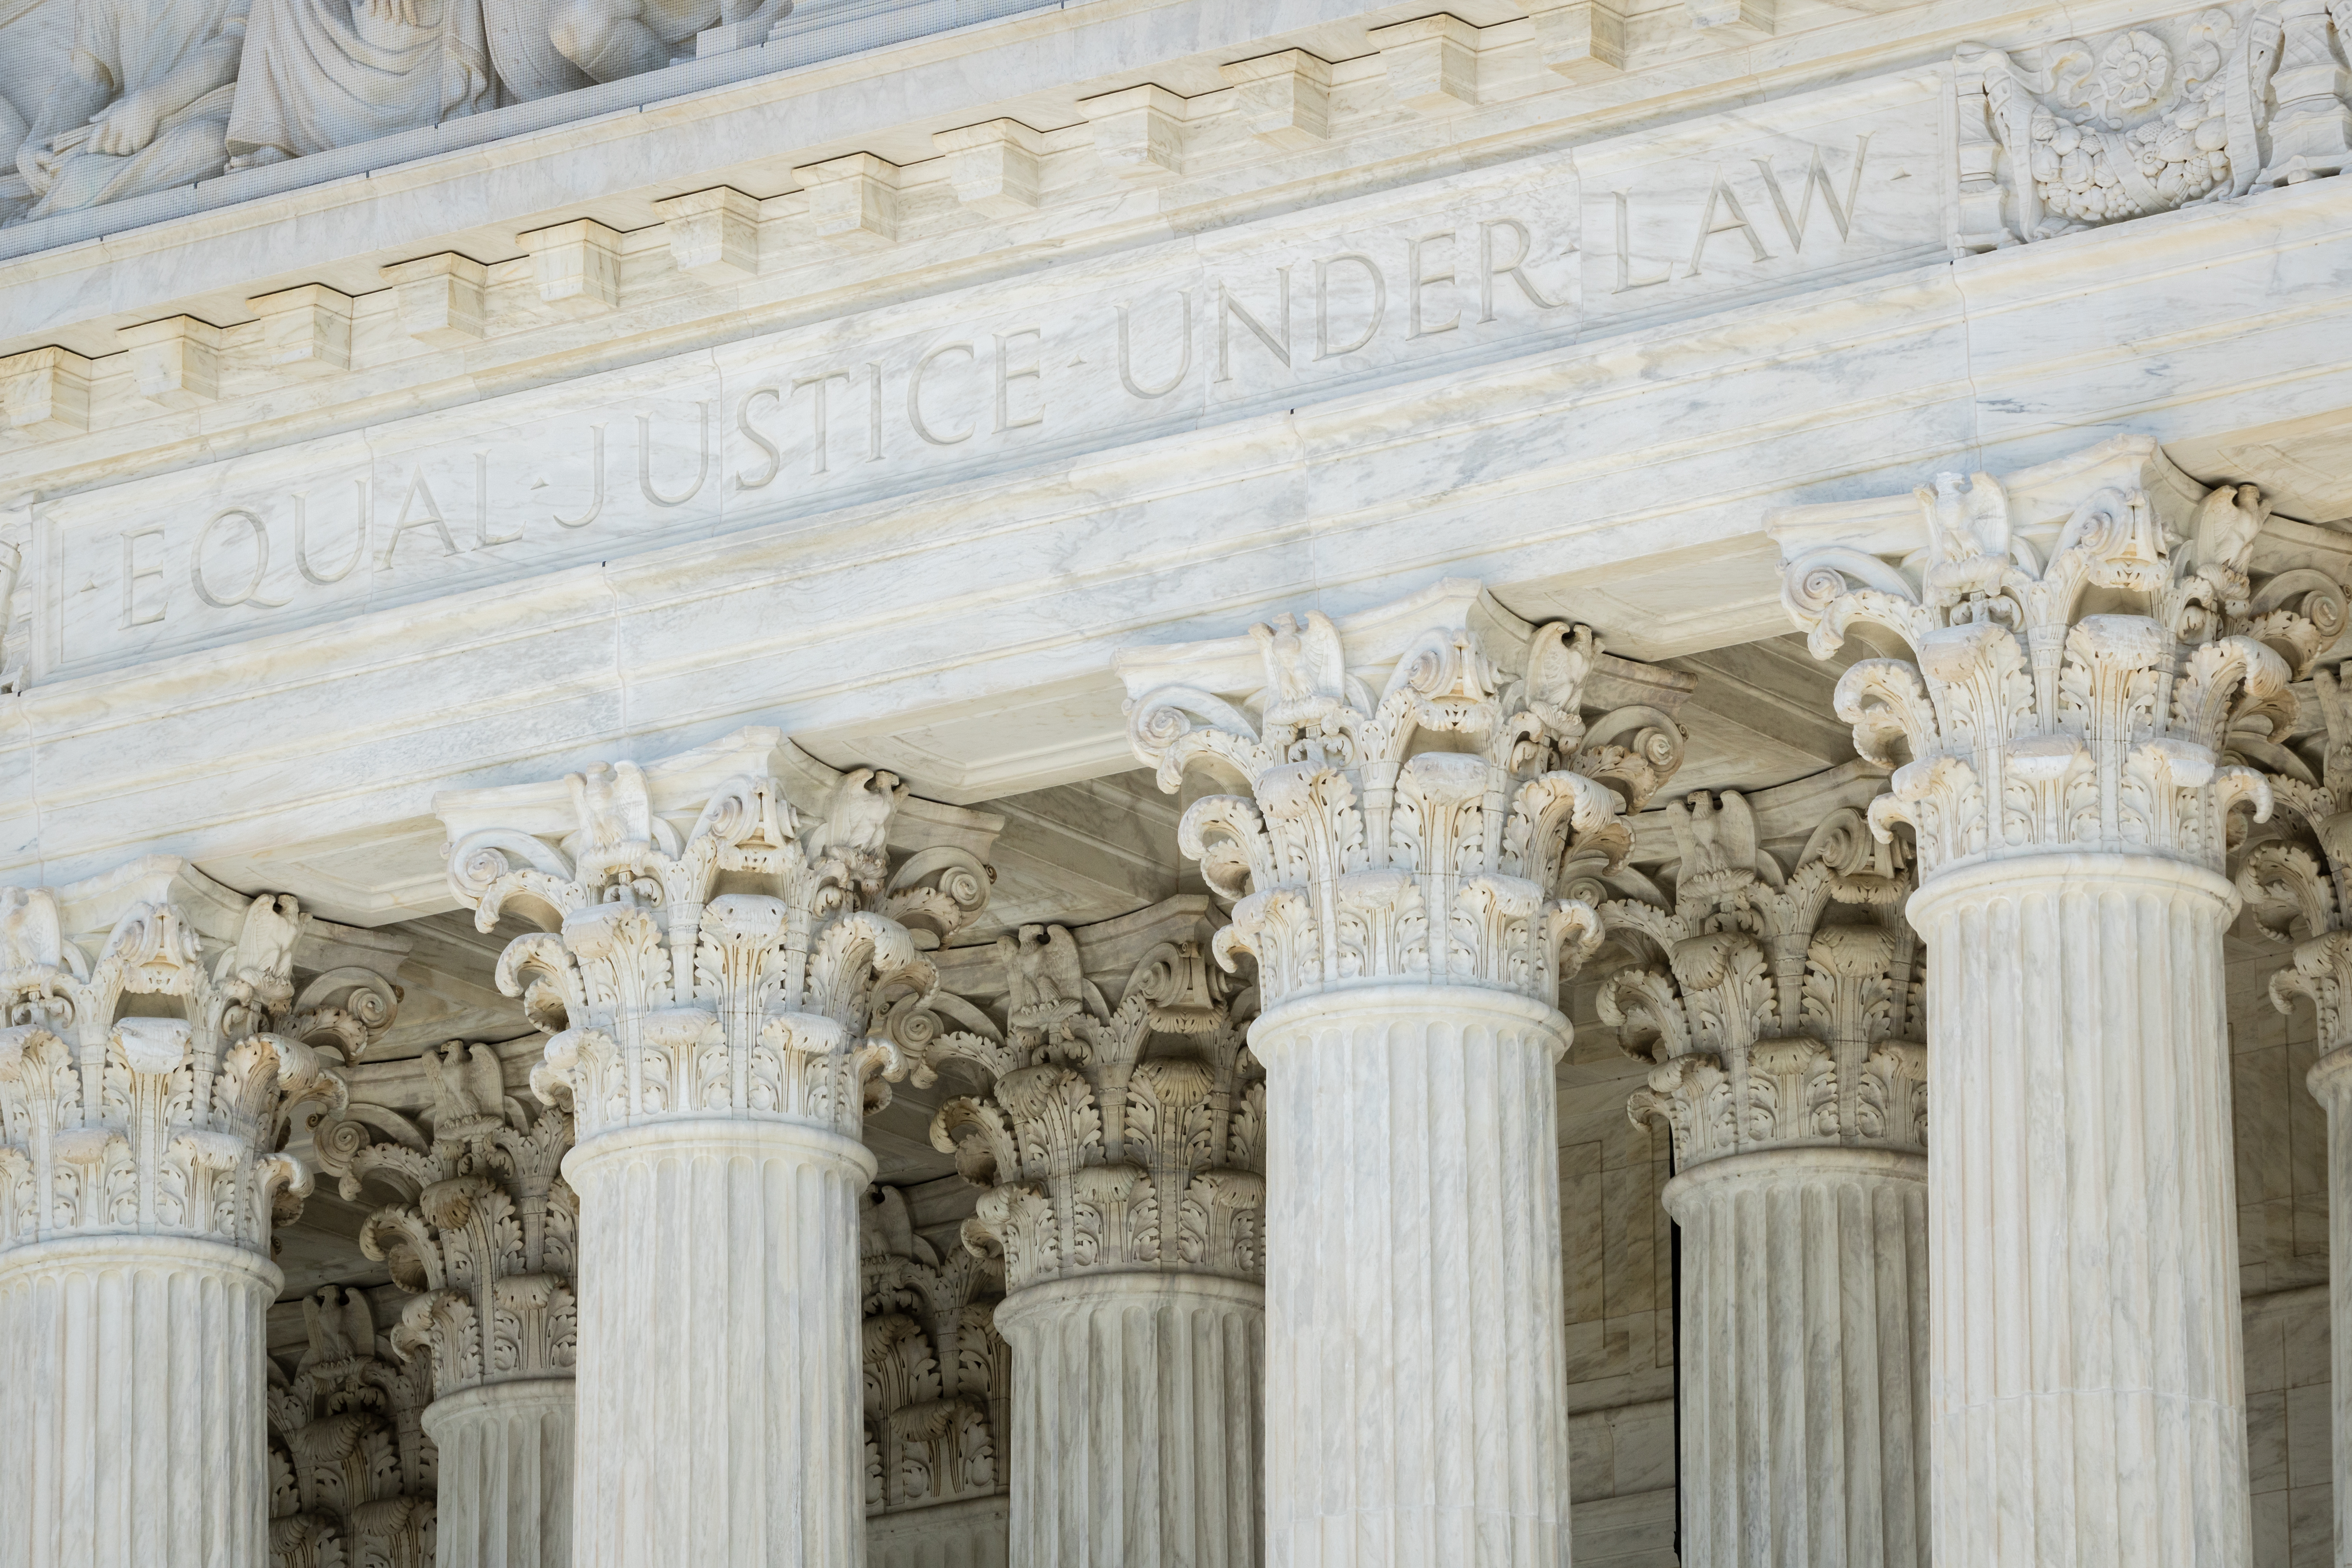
[2227,653,2352,1566]
[0,866,395,1568]
[1602,788,1928,1566]
[927,899,1266,1566]
[311,1040,580,1568]
[440,734,995,1568]
[1120,582,1688,1564]
[1778,447,2328,1566]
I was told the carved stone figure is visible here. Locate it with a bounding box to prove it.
[224,0,495,167]
[0,0,75,221]
[543,0,785,84]
[13,0,247,219]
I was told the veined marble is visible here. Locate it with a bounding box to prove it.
[4,0,2352,1561]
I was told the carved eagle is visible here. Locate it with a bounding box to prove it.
[1668,791,1763,897]
[298,1285,375,1372]
[1252,611,1348,731]
[826,767,903,861]
[567,760,653,856]
[1916,470,2012,565]
[0,886,61,979]
[427,1039,508,1132]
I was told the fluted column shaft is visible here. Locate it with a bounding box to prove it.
[1666,1147,1927,1568]
[0,1236,278,1568]
[425,1380,576,1568]
[568,1118,873,1568]
[2305,1047,2352,1564]
[1913,854,2249,1567]
[995,1273,1263,1567]
[1252,984,1573,1568]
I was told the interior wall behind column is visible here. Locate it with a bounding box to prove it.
[1557,1049,1679,1567]
[2231,936,2334,1568]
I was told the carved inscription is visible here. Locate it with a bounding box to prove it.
[32,91,1938,679]
[55,212,1585,663]
[1605,137,1877,296]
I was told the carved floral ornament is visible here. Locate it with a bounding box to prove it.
[444,756,991,1141]
[1776,457,2341,879]
[266,1283,437,1568]
[310,1039,578,1402]
[859,1185,1007,1517]
[2225,657,2352,1051]
[924,912,1266,1293]
[1121,595,1688,1012]
[1604,791,1928,1168]
[1955,8,2276,244]
[1955,0,2352,252]
[0,879,398,1253]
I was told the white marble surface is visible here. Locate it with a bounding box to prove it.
[0,1238,280,1568]
[1666,1148,1928,1567]
[994,1273,1263,1567]
[1916,856,2252,1567]
[9,75,1948,687]
[1254,985,1578,1566]
[568,1120,874,1568]
[422,1380,577,1568]
[867,1495,1010,1568]
[8,158,2352,907]
[2305,1048,2352,1565]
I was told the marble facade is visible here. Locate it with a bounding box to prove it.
[9,0,2352,1561]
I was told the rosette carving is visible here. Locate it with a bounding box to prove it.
[1608,792,1926,1168]
[313,1040,578,1401]
[927,910,1265,1292]
[0,881,395,1255]
[1122,591,1688,1010]
[1954,9,2281,250]
[1781,462,2308,880]
[445,759,991,1141]
[860,1185,1007,1517]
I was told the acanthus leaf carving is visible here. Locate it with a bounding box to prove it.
[317,1044,578,1402]
[0,882,394,1255]
[860,1183,1007,1518]
[267,1285,437,1568]
[1607,791,1925,1168]
[1125,589,1689,1011]
[1783,457,2304,880]
[928,904,1266,1292]
[446,754,992,1143]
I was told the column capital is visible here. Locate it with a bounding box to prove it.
[1118,578,1692,1010]
[312,1041,578,1402]
[437,732,999,1143]
[267,1283,438,1565]
[1774,438,2333,880]
[2226,657,2352,1054]
[924,898,1264,1293]
[0,861,398,1257]
[1606,786,1927,1169]
[859,1184,1007,1518]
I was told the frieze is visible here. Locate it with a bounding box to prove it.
[7,75,1941,685]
